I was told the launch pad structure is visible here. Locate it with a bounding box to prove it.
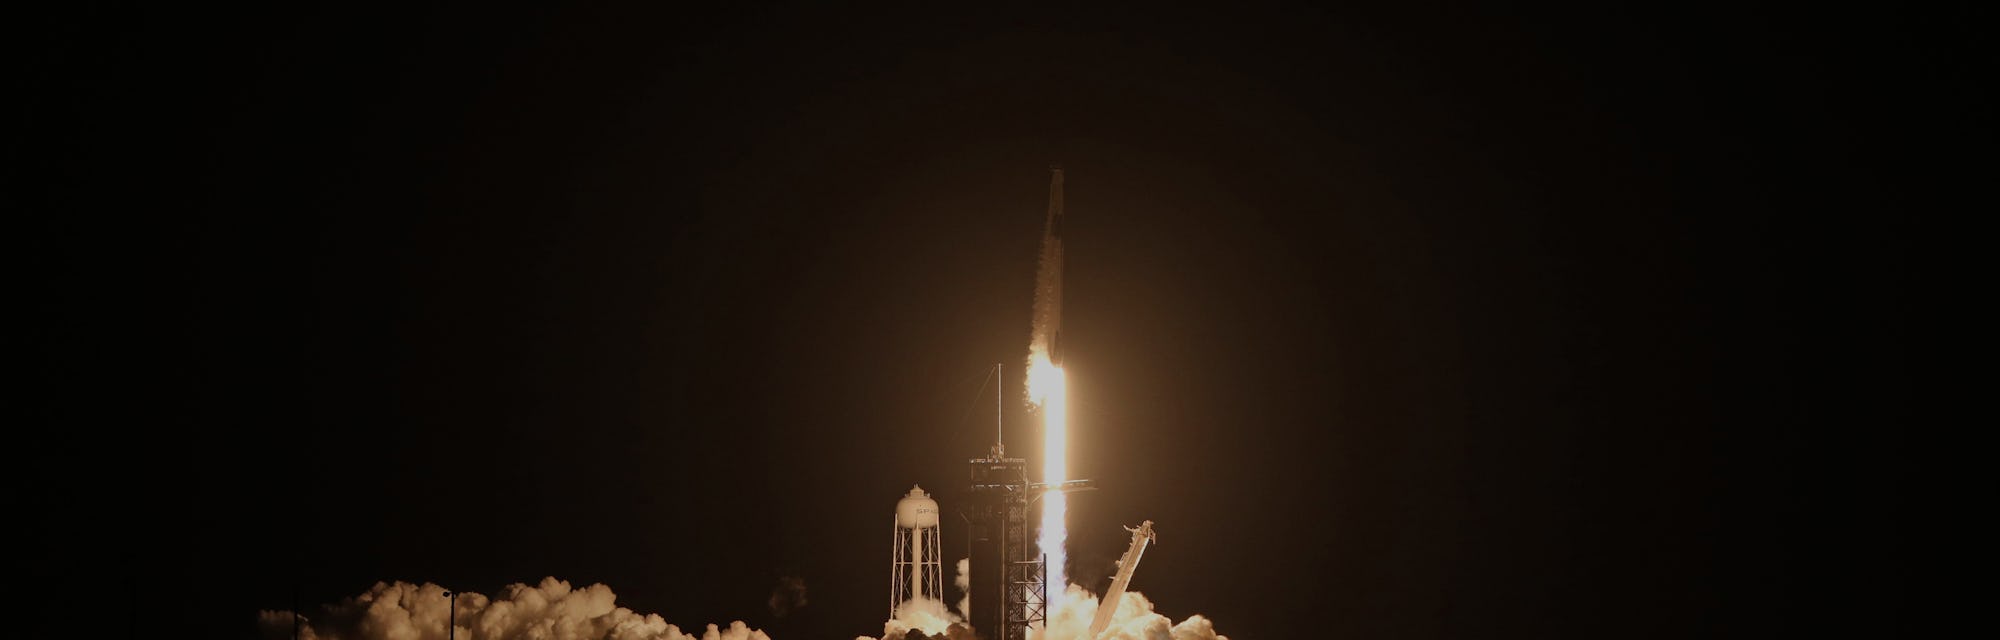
[965,451,1044,640]
[964,448,1097,640]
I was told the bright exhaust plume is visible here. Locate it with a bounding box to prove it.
[1028,348,1069,611]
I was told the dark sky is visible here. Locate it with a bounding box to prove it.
[24,3,1931,639]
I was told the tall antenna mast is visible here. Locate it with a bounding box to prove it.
[995,363,1004,457]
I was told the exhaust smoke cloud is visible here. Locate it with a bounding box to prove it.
[1031,585,1227,640]
[863,596,968,640]
[258,578,770,640]
[955,557,970,620]
[269,575,1228,640]
[864,584,1228,640]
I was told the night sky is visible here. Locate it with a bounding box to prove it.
[24,3,1928,639]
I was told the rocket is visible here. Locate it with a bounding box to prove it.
[1033,165,1066,365]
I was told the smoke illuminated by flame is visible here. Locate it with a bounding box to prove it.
[1028,349,1069,612]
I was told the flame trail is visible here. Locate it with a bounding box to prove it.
[1029,354,1068,610]
[1028,167,1069,612]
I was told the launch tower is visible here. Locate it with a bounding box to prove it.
[965,450,1044,640]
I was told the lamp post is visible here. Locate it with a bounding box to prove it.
[442,590,457,640]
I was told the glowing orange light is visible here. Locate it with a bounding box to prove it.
[1028,349,1068,612]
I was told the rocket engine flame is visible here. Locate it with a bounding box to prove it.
[1029,167,1070,612]
[1029,350,1069,611]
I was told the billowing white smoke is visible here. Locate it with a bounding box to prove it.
[954,558,970,620]
[854,558,976,640]
[258,577,770,640]
[1030,585,1226,640]
[861,596,964,640]
[860,580,1226,640]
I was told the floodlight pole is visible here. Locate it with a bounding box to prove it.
[443,590,457,640]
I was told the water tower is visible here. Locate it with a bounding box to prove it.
[889,485,943,615]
